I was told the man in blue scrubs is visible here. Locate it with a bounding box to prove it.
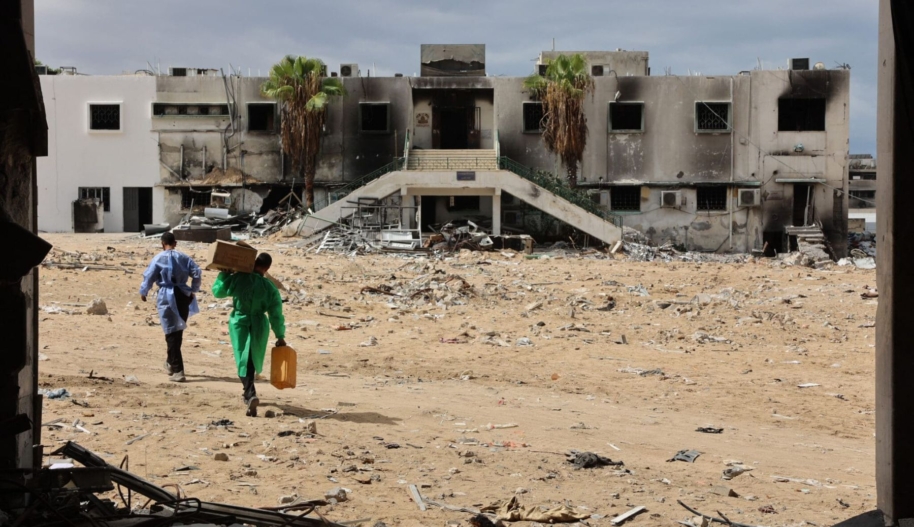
[139,232,202,382]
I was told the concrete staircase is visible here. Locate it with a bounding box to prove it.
[407,149,498,170]
[297,169,622,245]
[786,223,833,264]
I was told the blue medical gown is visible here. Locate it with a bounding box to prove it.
[139,250,202,335]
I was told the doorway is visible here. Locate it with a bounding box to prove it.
[123,187,153,232]
[421,196,438,230]
[792,184,813,226]
[432,106,481,149]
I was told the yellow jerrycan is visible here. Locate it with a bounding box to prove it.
[270,346,297,390]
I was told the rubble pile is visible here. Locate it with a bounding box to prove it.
[172,207,302,241]
[848,231,876,258]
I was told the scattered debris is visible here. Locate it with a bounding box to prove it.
[39,388,70,400]
[668,449,701,463]
[722,465,753,480]
[566,451,623,470]
[695,427,723,434]
[214,452,229,461]
[611,506,646,526]
[407,484,426,511]
[86,299,108,315]
[480,496,590,523]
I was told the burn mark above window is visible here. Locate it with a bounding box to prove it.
[697,186,728,211]
[79,187,111,212]
[89,104,120,130]
[523,102,545,133]
[610,186,641,212]
[609,102,644,132]
[247,103,276,132]
[359,103,390,133]
[778,98,826,132]
[695,102,730,132]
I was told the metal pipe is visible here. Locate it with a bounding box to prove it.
[179,145,184,179]
[729,77,734,251]
[202,145,206,174]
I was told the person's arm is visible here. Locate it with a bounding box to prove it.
[267,283,286,346]
[139,255,160,301]
[188,256,203,294]
[211,271,234,299]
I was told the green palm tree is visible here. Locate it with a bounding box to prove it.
[261,55,346,211]
[523,54,594,188]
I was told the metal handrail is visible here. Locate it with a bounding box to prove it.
[312,157,405,211]
[498,156,623,228]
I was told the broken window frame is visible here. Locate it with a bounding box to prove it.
[88,103,121,131]
[694,101,731,133]
[608,102,645,133]
[777,98,826,132]
[180,187,213,210]
[696,186,729,211]
[78,187,111,212]
[848,190,876,209]
[246,102,277,132]
[152,103,230,117]
[610,186,641,212]
[522,102,545,133]
[359,102,391,134]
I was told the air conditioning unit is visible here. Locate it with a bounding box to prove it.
[537,64,548,77]
[591,65,604,77]
[789,58,810,71]
[169,67,188,77]
[737,188,761,207]
[35,64,48,75]
[320,65,328,77]
[340,64,358,77]
[660,190,682,208]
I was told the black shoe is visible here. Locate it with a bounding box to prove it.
[245,396,259,417]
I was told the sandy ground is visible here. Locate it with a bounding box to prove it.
[35,233,877,527]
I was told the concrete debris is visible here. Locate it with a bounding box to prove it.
[86,298,108,315]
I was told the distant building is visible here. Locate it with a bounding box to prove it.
[848,154,876,232]
[36,47,851,256]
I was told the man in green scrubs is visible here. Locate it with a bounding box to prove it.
[212,253,286,417]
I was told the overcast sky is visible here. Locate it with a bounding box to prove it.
[36,0,878,154]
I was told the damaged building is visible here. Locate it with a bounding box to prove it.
[36,45,850,256]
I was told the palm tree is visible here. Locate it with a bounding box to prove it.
[261,55,346,211]
[523,54,594,188]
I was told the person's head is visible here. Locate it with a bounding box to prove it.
[254,253,272,275]
[161,232,177,250]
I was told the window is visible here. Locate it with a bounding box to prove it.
[448,196,480,211]
[247,103,276,132]
[89,104,120,130]
[523,102,545,133]
[79,187,111,212]
[697,186,728,211]
[181,188,212,209]
[609,102,644,132]
[778,98,826,132]
[592,65,604,76]
[695,102,730,132]
[610,186,641,211]
[849,190,876,209]
[359,102,390,133]
[152,103,229,117]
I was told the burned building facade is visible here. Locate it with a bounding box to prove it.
[36,46,850,256]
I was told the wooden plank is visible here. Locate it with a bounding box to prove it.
[407,484,427,511]
[611,506,646,525]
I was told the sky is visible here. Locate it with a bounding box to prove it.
[35,0,879,155]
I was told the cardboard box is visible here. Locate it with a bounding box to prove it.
[206,240,257,273]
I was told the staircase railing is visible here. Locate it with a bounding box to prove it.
[498,156,623,228]
[311,157,404,212]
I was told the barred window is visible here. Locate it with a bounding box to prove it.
[89,104,120,130]
[610,186,641,211]
[181,188,212,209]
[695,102,730,132]
[79,187,111,212]
[697,186,728,211]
